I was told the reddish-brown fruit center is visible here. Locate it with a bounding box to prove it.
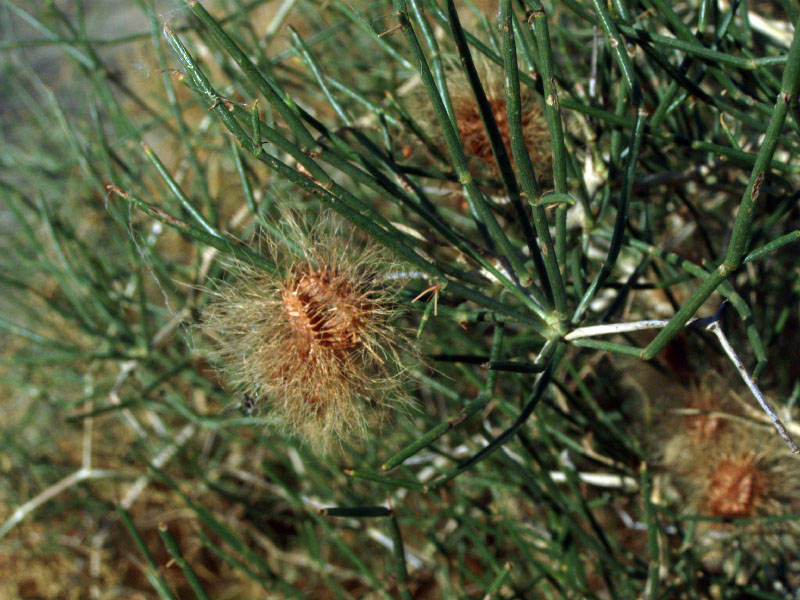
[705,454,768,519]
[684,390,724,444]
[456,98,512,168]
[282,268,364,362]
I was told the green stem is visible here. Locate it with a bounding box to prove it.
[501,0,567,318]
[388,514,413,600]
[527,2,569,268]
[427,343,565,489]
[158,524,212,600]
[393,3,536,290]
[446,0,550,304]
[643,16,800,359]
[188,0,317,149]
[573,109,648,323]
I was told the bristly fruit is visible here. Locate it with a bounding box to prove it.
[703,452,769,520]
[409,58,552,187]
[652,376,800,555]
[202,212,415,453]
[450,69,551,178]
[626,364,800,558]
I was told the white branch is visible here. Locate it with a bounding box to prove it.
[566,301,799,453]
[705,320,798,453]
[0,468,118,540]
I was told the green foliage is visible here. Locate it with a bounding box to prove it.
[2,0,800,597]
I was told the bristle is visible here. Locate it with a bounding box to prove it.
[628,363,800,558]
[704,453,769,519]
[201,212,415,453]
[410,58,552,185]
[450,80,552,180]
[282,268,364,356]
[682,385,729,444]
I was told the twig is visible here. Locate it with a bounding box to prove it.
[705,319,798,453]
[567,302,798,452]
[565,319,675,340]
[547,471,639,491]
[120,423,196,510]
[565,301,729,340]
[262,0,298,42]
[0,468,119,540]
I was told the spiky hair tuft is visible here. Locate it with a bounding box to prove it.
[202,212,416,453]
[651,375,800,555]
[410,57,552,185]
